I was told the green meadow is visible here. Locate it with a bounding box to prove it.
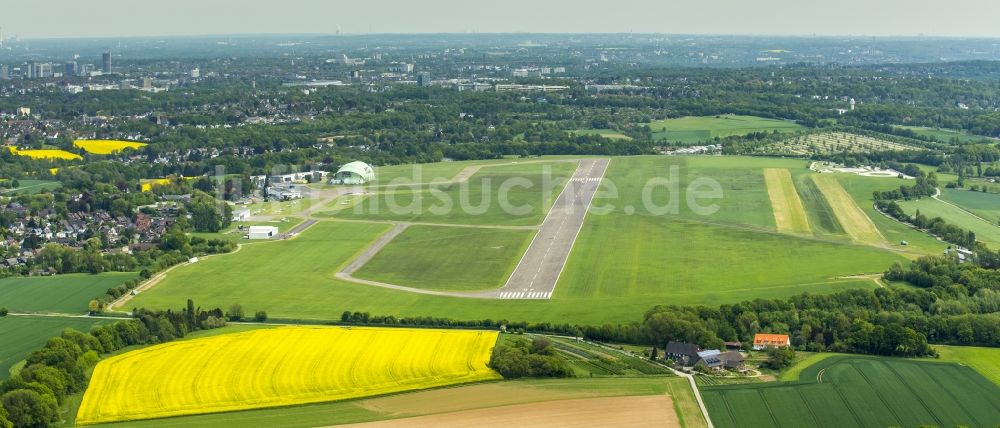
[648,115,804,144]
[355,226,534,291]
[938,187,1000,223]
[334,162,575,226]
[0,316,107,377]
[898,196,1000,249]
[0,272,136,313]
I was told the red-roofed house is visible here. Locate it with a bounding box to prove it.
[753,333,790,350]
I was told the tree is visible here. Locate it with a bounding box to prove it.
[227,304,244,322]
[764,347,796,370]
[190,200,224,233]
[0,404,12,428]
[1,389,58,428]
[254,311,268,322]
[0,308,6,317]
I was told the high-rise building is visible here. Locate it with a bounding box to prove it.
[0,65,8,80]
[37,62,52,78]
[417,72,431,87]
[25,61,36,79]
[190,67,200,78]
[65,61,77,76]
[102,51,112,74]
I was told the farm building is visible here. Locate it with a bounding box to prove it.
[330,161,375,185]
[665,341,702,366]
[752,333,790,350]
[247,226,279,240]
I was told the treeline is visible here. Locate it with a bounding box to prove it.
[342,246,1000,362]
[876,200,978,248]
[0,300,225,428]
[872,172,938,200]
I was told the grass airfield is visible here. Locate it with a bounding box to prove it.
[127,156,926,324]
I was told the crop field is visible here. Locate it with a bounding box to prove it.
[811,174,887,246]
[938,188,1000,224]
[763,132,921,156]
[74,139,148,154]
[355,226,534,291]
[898,196,1000,248]
[85,377,702,428]
[333,162,576,226]
[0,272,135,313]
[0,179,61,194]
[763,168,811,234]
[648,115,804,144]
[7,146,83,160]
[77,326,500,424]
[703,355,1000,428]
[0,315,106,377]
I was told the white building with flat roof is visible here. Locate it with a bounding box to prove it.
[247,226,279,240]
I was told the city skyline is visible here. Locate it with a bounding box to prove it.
[3,0,1000,39]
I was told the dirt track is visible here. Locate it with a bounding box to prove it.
[330,395,679,428]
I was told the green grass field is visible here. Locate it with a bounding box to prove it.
[0,272,136,313]
[334,162,576,226]
[703,355,1000,428]
[834,174,948,255]
[897,125,998,143]
[0,179,62,194]
[356,226,534,291]
[898,196,1000,249]
[934,345,1000,386]
[648,115,804,144]
[938,188,1000,224]
[568,129,633,140]
[0,315,107,377]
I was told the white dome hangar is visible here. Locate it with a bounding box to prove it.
[331,161,375,185]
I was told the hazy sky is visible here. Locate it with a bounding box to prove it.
[3,0,999,38]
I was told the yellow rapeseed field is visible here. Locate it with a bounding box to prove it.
[139,178,173,192]
[74,139,148,154]
[7,147,82,160]
[76,326,501,424]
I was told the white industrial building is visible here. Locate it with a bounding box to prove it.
[247,226,279,240]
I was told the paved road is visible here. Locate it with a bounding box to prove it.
[495,158,610,299]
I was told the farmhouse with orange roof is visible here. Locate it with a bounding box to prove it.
[752,333,790,350]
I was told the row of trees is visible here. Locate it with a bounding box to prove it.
[0,301,225,428]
